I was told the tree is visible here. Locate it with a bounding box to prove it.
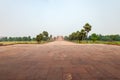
[36,34,43,43]
[43,31,48,37]
[64,36,69,40]
[28,36,31,41]
[69,32,77,40]
[42,31,49,41]
[83,23,92,42]
[77,29,86,42]
[90,33,98,42]
[49,35,52,40]
[80,29,86,40]
[36,31,51,43]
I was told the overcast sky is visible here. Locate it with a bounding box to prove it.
[0,0,120,37]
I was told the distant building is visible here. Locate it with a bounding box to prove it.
[56,36,64,41]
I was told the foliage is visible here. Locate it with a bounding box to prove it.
[49,35,53,40]
[83,23,92,42]
[66,30,86,42]
[0,31,52,44]
[90,33,99,42]
[36,34,43,43]
[64,23,91,42]
[79,29,86,41]
[89,34,120,41]
[42,31,48,37]
[83,23,92,33]
[42,31,49,41]
[0,36,33,41]
[35,31,52,43]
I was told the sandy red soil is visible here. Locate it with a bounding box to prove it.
[0,40,120,80]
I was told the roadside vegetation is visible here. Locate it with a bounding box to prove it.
[64,23,120,45]
[0,31,53,46]
[0,23,120,46]
[64,23,92,42]
[36,31,53,43]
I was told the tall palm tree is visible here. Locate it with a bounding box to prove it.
[83,23,92,42]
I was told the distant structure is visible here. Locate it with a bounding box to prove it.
[53,36,64,41]
[56,36,64,41]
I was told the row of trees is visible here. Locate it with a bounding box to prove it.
[0,36,35,41]
[36,31,52,43]
[89,33,120,42]
[65,23,120,42]
[0,31,52,43]
[65,23,92,42]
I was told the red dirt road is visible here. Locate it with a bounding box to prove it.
[0,41,120,80]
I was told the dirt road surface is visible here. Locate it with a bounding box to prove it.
[0,41,120,80]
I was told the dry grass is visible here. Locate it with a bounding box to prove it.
[0,41,47,46]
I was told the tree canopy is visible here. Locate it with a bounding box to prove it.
[90,33,99,42]
[35,31,53,43]
[64,23,92,42]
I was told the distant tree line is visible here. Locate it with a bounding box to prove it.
[65,32,120,42]
[64,23,120,42]
[89,33,120,42]
[0,31,53,43]
[64,23,92,42]
[0,36,35,41]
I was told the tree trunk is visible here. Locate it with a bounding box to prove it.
[86,32,88,43]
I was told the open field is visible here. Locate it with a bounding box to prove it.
[0,40,120,80]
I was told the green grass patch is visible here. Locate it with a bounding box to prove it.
[71,40,120,46]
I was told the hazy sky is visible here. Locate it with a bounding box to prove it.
[0,0,120,37]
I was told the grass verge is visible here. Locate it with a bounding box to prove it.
[0,41,50,46]
[71,40,120,46]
